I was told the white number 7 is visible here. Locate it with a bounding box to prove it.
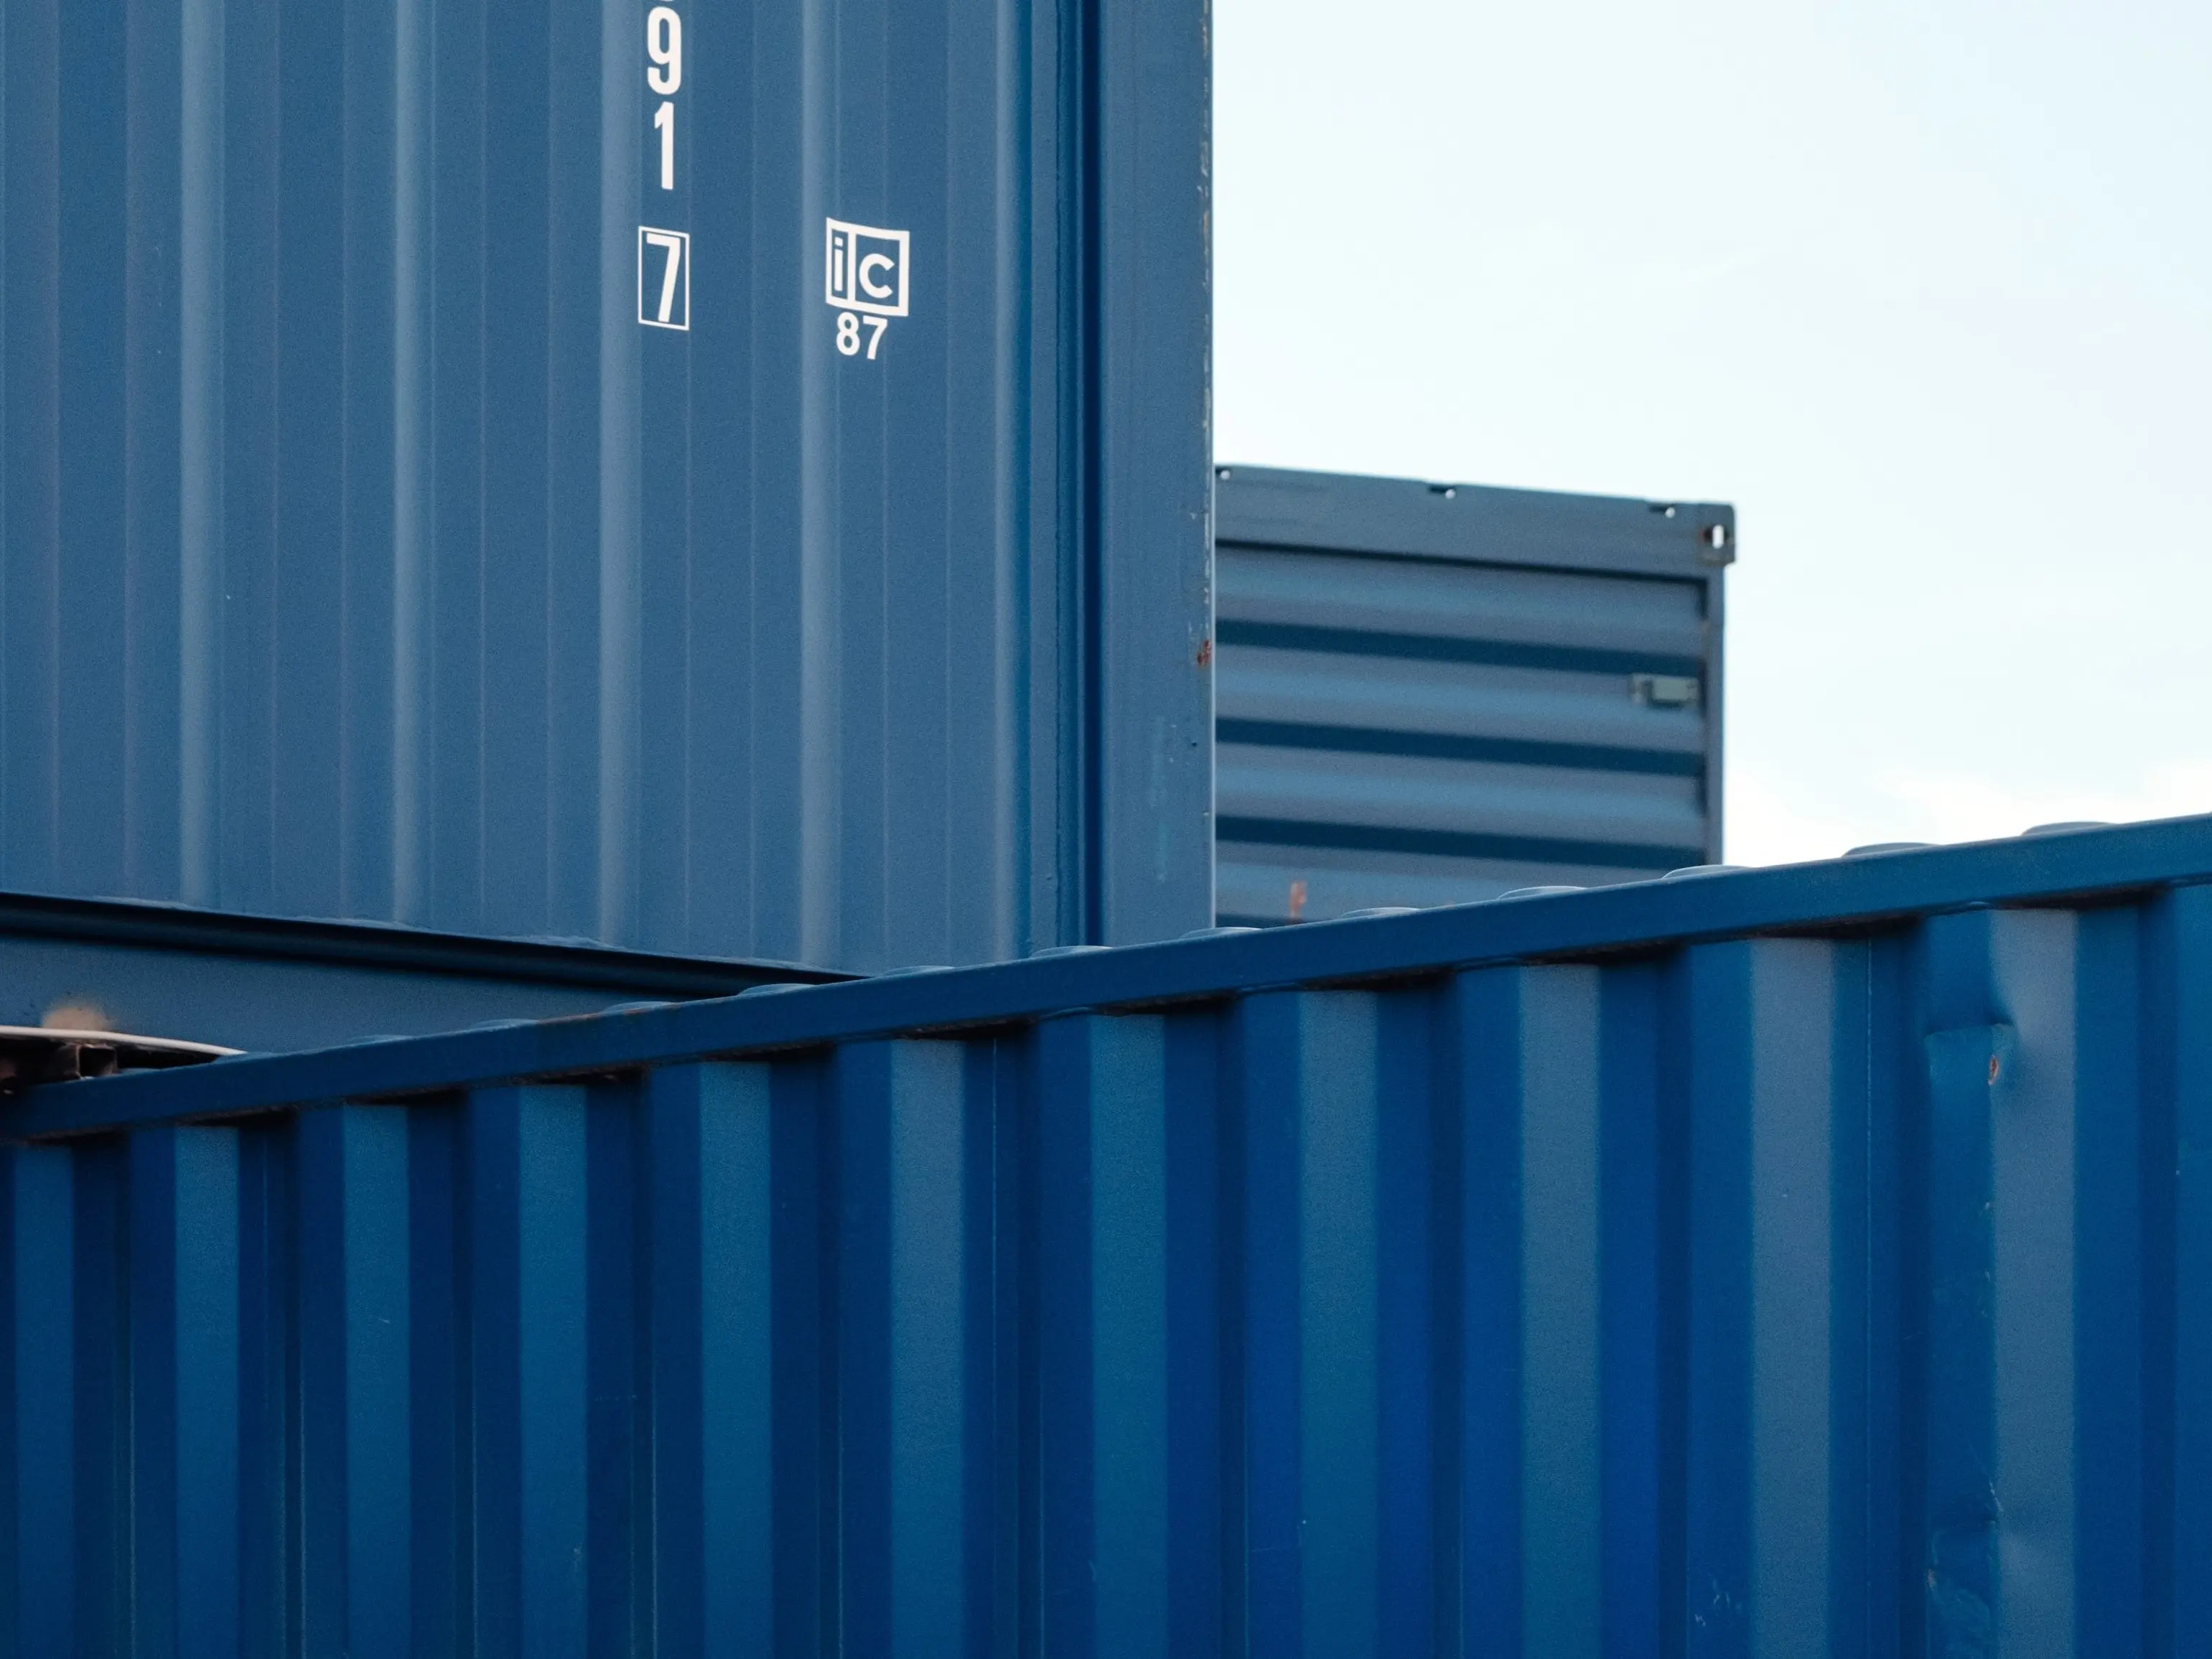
[863,315,887,359]
[638,228,690,330]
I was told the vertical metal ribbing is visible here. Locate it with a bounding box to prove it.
[467,1085,589,1658]
[1920,910,2004,1650]
[176,0,224,907]
[1301,994,1381,1659]
[1679,943,1754,1658]
[1456,963,1607,1659]
[4,1147,77,1655]
[2071,904,2147,1651]
[643,1062,774,1656]
[836,1040,975,1659]
[1985,911,2078,1659]
[1035,1013,1172,1659]
[1518,968,1605,1658]
[1745,940,1835,1655]
[1679,938,1838,1659]
[1920,908,2078,1659]
[128,1126,242,1659]
[2165,883,2212,1656]
[1238,990,1383,1659]
[389,0,431,920]
[592,0,642,947]
[296,1106,413,1659]
[1454,967,1520,1658]
[1457,964,1607,1657]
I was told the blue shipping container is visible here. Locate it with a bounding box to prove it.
[0,0,1213,973]
[6,815,2210,1654]
[1214,465,1732,925]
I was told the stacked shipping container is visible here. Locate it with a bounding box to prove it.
[0,0,1213,973]
[1214,466,1732,925]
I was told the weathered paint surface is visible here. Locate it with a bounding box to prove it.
[4,817,2210,1655]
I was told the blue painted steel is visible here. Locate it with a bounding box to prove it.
[8,815,2212,1653]
[0,0,1211,973]
[0,889,844,1054]
[1214,465,1730,924]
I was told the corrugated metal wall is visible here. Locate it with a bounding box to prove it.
[0,0,1212,973]
[6,818,2208,1655]
[1214,466,1730,925]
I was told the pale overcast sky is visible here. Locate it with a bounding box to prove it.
[1213,0,2212,866]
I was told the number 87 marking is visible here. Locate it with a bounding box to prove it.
[834,310,887,359]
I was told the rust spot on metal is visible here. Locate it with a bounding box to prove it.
[1988,1054,2000,1085]
[1195,637,1213,668]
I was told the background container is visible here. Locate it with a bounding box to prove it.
[1213,464,1732,925]
[7,814,2208,1655]
[0,888,845,1058]
[0,0,1212,973]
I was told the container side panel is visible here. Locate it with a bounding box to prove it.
[1597,963,1676,1658]
[643,1062,775,1656]
[1450,968,1524,1659]
[269,0,349,920]
[836,1040,979,1658]
[295,1105,415,1659]
[2071,906,2145,1653]
[465,1085,590,1659]
[407,1100,467,1653]
[584,1078,640,1655]
[1297,991,1381,1659]
[4,0,63,885]
[770,1059,833,1659]
[337,0,400,919]
[1681,943,1754,1658]
[1918,911,2003,1650]
[2165,884,2212,1658]
[1236,991,1390,1658]
[1035,1014,1173,1659]
[123,0,186,897]
[55,0,129,897]
[1233,992,1302,1656]
[1372,988,1439,1659]
[1746,941,1836,1656]
[1918,909,2081,1659]
[480,0,558,940]
[129,1126,245,1659]
[1517,968,1605,1659]
[213,0,280,915]
[1162,1006,1228,1659]
[3,1148,76,1657]
[1985,911,2078,1659]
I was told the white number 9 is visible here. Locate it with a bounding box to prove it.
[647,6,683,95]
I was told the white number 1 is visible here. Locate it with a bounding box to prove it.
[654,101,674,190]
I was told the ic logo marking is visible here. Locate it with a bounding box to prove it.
[824,218,909,359]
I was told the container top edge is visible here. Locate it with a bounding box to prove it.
[14,813,2208,1140]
